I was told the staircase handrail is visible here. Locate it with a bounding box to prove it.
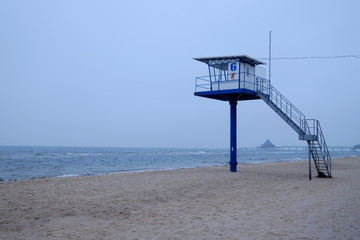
[302,119,318,136]
[303,119,332,176]
[256,78,332,178]
[316,121,332,175]
[256,77,306,133]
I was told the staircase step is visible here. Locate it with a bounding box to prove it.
[300,135,318,141]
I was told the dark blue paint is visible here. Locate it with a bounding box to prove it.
[229,100,237,172]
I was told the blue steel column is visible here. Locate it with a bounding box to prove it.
[308,141,312,180]
[229,99,237,172]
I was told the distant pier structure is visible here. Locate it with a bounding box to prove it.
[259,139,276,149]
[352,144,360,150]
[194,55,332,179]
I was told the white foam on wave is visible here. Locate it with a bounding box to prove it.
[56,174,80,178]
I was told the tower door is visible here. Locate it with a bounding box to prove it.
[244,63,255,90]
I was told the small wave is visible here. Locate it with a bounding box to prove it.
[56,174,80,178]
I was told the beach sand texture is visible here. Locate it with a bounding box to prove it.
[1,157,359,240]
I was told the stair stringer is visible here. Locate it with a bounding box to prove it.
[257,92,304,136]
[255,83,331,178]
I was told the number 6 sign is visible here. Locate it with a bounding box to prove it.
[228,61,239,80]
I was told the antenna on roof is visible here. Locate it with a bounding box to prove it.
[269,30,272,85]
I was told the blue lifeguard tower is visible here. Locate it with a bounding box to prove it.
[194,55,332,179]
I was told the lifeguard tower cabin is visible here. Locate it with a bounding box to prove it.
[194,55,332,179]
[194,55,266,101]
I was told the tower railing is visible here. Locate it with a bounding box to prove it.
[195,76,212,91]
[256,77,306,134]
[195,72,259,93]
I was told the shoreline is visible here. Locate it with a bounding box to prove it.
[1,156,356,183]
[1,157,359,239]
[1,146,360,183]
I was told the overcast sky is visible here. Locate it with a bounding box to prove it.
[1,0,359,148]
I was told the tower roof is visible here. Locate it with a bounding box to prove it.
[193,55,265,66]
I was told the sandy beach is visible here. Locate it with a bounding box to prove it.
[1,157,359,240]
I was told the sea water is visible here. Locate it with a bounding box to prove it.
[0,146,359,182]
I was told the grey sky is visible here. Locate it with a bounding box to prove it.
[1,0,359,148]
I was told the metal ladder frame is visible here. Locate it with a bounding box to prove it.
[256,77,332,179]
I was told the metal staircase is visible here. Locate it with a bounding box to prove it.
[255,77,332,179]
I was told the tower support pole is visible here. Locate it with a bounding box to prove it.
[307,141,312,180]
[229,99,237,172]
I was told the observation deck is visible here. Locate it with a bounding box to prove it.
[194,55,266,101]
